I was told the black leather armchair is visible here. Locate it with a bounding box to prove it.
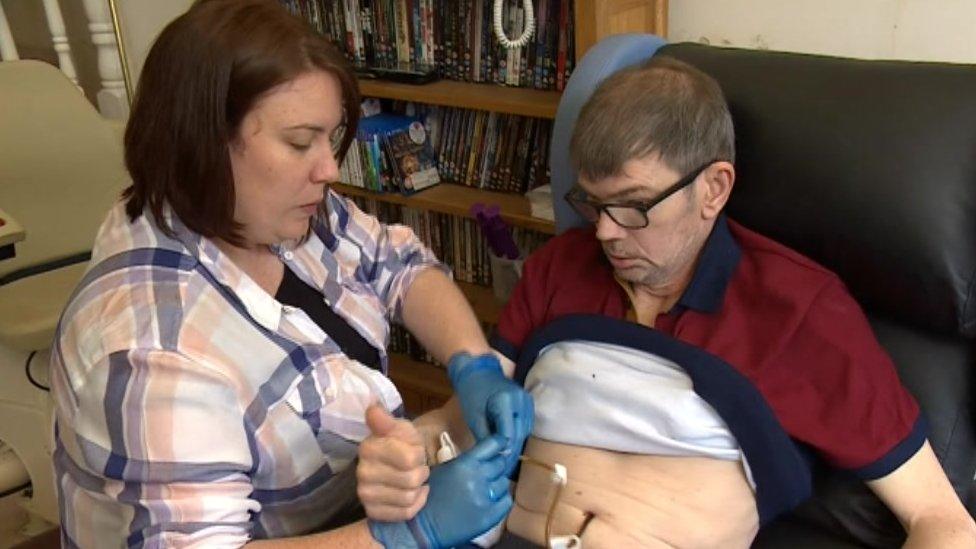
[552,38,976,547]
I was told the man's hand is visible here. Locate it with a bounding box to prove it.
[447,352,534,475]
[357,405,429,522]
[868,442,976,548]
[368,435,513,549]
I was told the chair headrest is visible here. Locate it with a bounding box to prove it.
[550,34,666,233]
[661,43,976,337]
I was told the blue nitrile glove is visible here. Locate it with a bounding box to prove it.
[447,352,533,476]
[367,435,512,549]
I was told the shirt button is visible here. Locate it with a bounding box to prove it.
[282,251,294,261]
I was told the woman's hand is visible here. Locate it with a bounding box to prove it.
[357,405,429,521]
[447,352,534,475]
[368,434,513,549]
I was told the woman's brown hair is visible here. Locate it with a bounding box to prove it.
[123,0,360,245]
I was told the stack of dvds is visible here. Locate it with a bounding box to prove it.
[361,102,551,194]
[280,0,576,91]
[340,112,441,194]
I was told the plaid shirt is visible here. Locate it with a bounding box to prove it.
[51,188,442,547]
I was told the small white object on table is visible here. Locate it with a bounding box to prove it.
[0,207,25,260]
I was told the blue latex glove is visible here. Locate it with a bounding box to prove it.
[367,435,512,549]
[447,352,533,475]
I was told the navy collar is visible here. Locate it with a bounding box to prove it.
[675,214,742,314]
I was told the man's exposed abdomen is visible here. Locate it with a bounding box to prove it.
[507,437,759,548]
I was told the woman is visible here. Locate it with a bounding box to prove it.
[50,0,531,546]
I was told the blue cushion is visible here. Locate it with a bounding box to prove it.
[551,33,666,233]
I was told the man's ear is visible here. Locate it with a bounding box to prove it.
[700,161,735,220]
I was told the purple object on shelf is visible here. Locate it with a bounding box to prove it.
[470,203,520,260]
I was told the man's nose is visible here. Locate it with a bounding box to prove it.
[594,210,625,241]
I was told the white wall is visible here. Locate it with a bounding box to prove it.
[668,0,976,63]
[115,0,193,85]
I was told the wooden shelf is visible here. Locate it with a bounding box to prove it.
[388,353,452,415]
[333,182,556,235]
[456,281,503,325]
[359,79,561,119]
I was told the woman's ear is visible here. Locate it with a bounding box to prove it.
[700,161,735,220]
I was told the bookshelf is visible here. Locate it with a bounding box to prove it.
[360,79,561,119]
[388,353,452,415]
[333,182,555,235]
[455,280,503,324]
[328,0,669,415]
[575,1,669,59]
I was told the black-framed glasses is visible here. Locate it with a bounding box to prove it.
[564,160,719,229]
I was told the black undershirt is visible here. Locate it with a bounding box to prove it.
[275,267,381,370]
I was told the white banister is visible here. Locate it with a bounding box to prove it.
[81,0,129,119]
[0,2,19,61]
[40,0,79,86]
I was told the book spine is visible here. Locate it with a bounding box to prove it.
[409,0,420,64]
[396,0,411,64]
[465,111,485,186]
[472,0,483,82]
[556,0,568,91]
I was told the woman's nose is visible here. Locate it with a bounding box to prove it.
[312,147,340,184]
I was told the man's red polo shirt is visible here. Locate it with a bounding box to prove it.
[491,215,924,521]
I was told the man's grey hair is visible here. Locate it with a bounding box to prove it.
[569,55,735,181]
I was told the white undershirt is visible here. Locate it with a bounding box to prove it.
[526,340,756,489]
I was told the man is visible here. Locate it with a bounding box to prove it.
[361,56,975,548]
[481,56,975,547]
